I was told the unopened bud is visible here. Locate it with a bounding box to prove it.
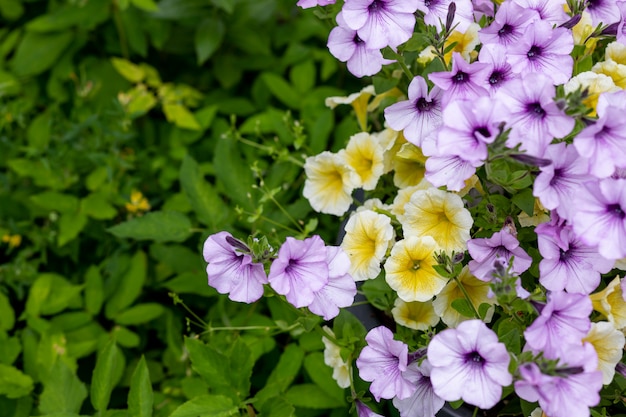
[558,14,581,29]
[445,2,457,32]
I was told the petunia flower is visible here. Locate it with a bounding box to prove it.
[582,321,626,384]
[477,43,518,95]
[344,132,385,190]
[428,52,491,106]
[467,227,532,281]
[563,71,619,116]
[391,298,440,330]
[384,76,443,147]
[416,0,475,33]
[268,235,329,308]
[203,232,268,303]
[512,0,569,24]
[478,1,540,46]
[356,401,384,417]
[590,275,626,330]
[393,359,445,417]
[356,326,416,401]
[585,0,621,26]
[392,142,428,188]
[297,0,335,8]
[384,236,448,302]
[402,187,473,254]
[341,209,394,281]
[424,150,482,191]
[428,319,512,409]
[322,326,351,388]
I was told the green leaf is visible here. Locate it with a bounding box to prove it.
[289,60,315,94]
[91,339,123,412]
[0,332,21,366]
[451,298,476,319]
[253,344,304,408]
[11,31,73,77]
[169,395,238,417]
[25,0,109,31]
[303,353,346,404]
[213,134,255,212]
[259,397,295,417]
[0,292,15,332]
[512,188,535,217]
[0,69,20,96]
[179,154,227,229]
[162,103,201,130]
[228,338,253,400]
[39,359,86,414]
[84,266,104,316]
[130,0,159,11]
[81,192,117,220]
[332,310,366,340]
[26,273,83,317]
[58,212,88,247]
[284,384,344,409]
[195,17,225,65]
[107,211,192,242]
[26,109,51,149]
[111,326,140,348]
[128,356,153,417]
[0,364,33,399]
[114,303,165,325]
[111,57,145,83]
[105,250,147,319]
[260,72,301,109]
[30,192,79,213]
[184,337,229,385]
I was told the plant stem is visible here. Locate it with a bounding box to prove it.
[453,276,481,320]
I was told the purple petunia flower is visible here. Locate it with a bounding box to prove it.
[536,217,614,294]
[514,343,603,417]
[467,227,533,281]
[617,2,626,44]
[428,53,491,106]
[505,19,574,85]
[569,178,626,259]
[479,1,540,46]
[268,235,329,308]
[496,72,574,157]
[203,232,268,303]
[524,291,592,359]
[384,75,443,147]
[423,149,482,191]
[585,0,621,26]
[428,319,512,409]
[308,246,357,320]
[297,0,335,8]
[342,0,418,49]
[356,401,384,417]
[416,0,475,33]
[477,43,518,95]
[356,326,416,401]
[393,359,445,417]
[512,0,569,24]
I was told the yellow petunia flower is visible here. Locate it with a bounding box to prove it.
[443,23,481,65]
[571,11,597,54]
[344,132,385,191]
[393,142,427,189]
[592,60,626,89]
[402,188,473,254]
[373,128,399,174]
[590,276,626,330]
[583,321,626,385]
[325,86,375,132]
[341,210,394,281]
[432,266,496,328]
[390,180,432,218]
[125,190,151,214]
[384,236,448,302]
[605,41,626,65]
[391,297,440,330]
[564,71,620,116]
[303,151,360,216]
[321,326,351,389]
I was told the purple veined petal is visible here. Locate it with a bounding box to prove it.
[479,1,541,46]
[347,45,387,77]
[328,25,359,62]
[297,0,336,8]
[425,153,479,191]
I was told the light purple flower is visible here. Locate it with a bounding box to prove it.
[268,235,329,308]
[356,326,416,401]
[512,0,569,24]
[416,0,475,33]
[467,227,533,281]
[585,0,621,26]
[505,19,574,85]
[356,401,384,417]
[524,291,592,359]
[514,343,602,417]
[384,75,443,147]
[479,1,540,46]
[203,232,268,303]
[569,178,626,259]
[496,72,574,157]
[308,246,357,320]
[424,150,481,191]
[477,43,518,95]
[428,319,512,409]
[537,219,614,294]
[393,359,445,417]
[342,0,418,49]
[617,1,626,44]
[297,0,335,8]
[428,52,490,107]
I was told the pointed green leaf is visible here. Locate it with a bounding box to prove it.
[0,364,33,399]
[253,344,304,408]
[128,356,153,417]
[169,395,237,417]
[107,211,192,242]
[162,103,201,130]
[84,266,104,316]
[260,72,301,109]
[195,17,225,65]
[114,303,165,325]
[111,57,145,83]
[105,250,147,318]
[58,212,88,247]
[91,339,123,411]
[0,291,15,332]
[39,359,86,413]
[179,154,227,229]
[284,384,344,409]
[11,31,73,77]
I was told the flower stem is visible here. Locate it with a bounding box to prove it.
[453,276,481,320]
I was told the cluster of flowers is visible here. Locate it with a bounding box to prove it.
[203,231,356,320]
[293,0,626,416]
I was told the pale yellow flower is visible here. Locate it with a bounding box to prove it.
[417,46,437,65]
[390,180,432,218]
[564,71,619,115]
[321,326,351,388]
[592,60,626,89]
[518,198,551,228]
[614,258,626,271]
[402,188,473,254]
[605,41,626,65]
[433,266,496,328]
[373,128,399,174]
[303,151,360,216]
[590,276,626,330]
[126,190,151,214]
[443,23,480,65]
[391,298,440,330]
[325,85,375,132]
[455,174,482,198]
[344,132,385,190]
[1,234,22,248]
[341,210,394,281]
[583,321,625,384]
[384,236,448,302]
[393,142,427,188]
[356,198,390,214]
[572,11,597,54]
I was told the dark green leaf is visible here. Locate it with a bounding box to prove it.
[84,266,104,316]
[107,211,192,242]
[128,356,153,417]
[512,188,535,217]
[228,338,253,400]
[253,344,304,408]
[114,303,165,325]
[169,395,238,417]
[303,353,346,404]
[105,250,147,318]
[450,299,476,319]
[260,72,301,109]
[58,212,88,247]
[195,17,225,65]
[0,69,20,96]
[284,384,344,409]
[0,292,15,332]
[11,31,73,76]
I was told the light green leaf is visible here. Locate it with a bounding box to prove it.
[58,212,88,247]
[105,250,147,319]
[130,0,159,11]
[284,384,344,409]
[25,0,109,32]
[114,303,165,325]
[26,273,83,317]
[169,395,238,417]
[107,211,192,242]
[195,17,225,65]
[0,292,15,332]
[0,333,21,366]
[228,338,253,400]
[289,60,315,94]
[11,31,73,77]
[39,359,86,413]
[260,72,301,109]
[81,193,117,220]
[0,69,20,96]
[90,339,123,412]
[0,364,33,399]
[84,266,104,316]
[303,353,346,404]
[124,85,157,117]
[451,298,476,319]
[179,154,227,229]
[26,109,51,149]
[128,356,153,417]
[30,192,79,213]
[111,57,145,83]
[111,326,140,348]
[162,102,201,130]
